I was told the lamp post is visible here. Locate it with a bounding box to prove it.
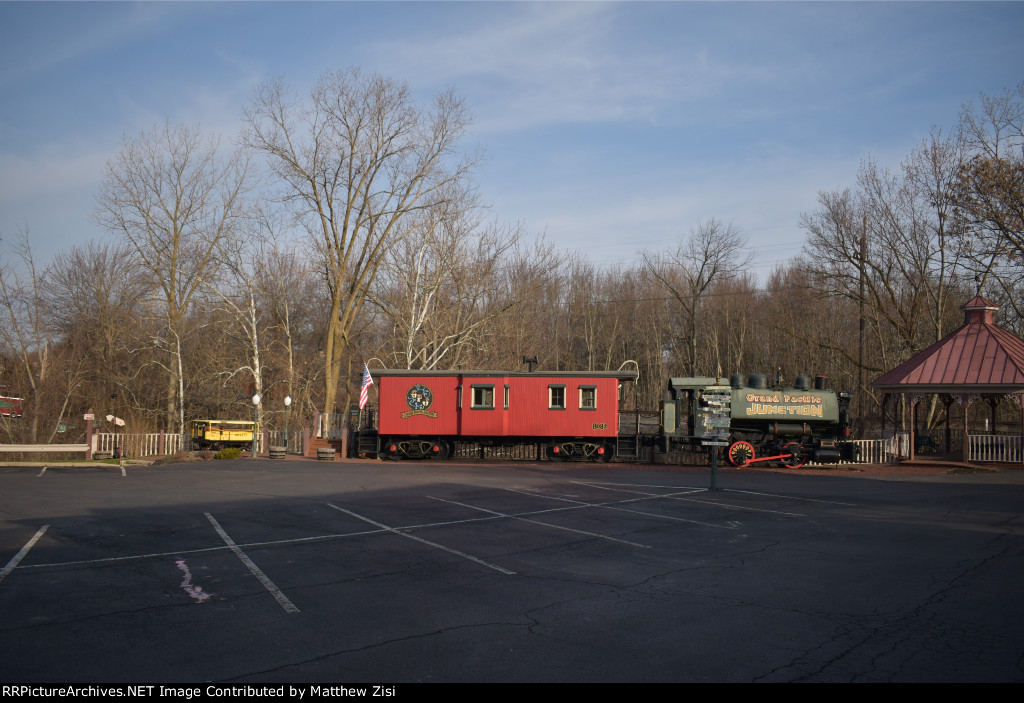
[251,394,260,459]
[111,393,119,459]
[284,395,292,453]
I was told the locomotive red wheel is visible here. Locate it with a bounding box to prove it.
[781,442,808,468]
[728,441,755,467]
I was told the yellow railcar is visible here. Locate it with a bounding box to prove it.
[190,420,259,450]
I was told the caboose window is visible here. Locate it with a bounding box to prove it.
[471,385,495,409]
[504,385,510,409]
[548,385,566,410]
[579,386,597,410]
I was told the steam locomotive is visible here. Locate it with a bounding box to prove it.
[659,373,856,467]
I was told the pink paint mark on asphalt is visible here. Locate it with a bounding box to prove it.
[175,559,213,602]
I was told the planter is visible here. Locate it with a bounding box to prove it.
[269,446,286,460]
[94,451,113,460]
[316,447,336,461]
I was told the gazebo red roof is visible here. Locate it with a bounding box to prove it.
[872,296,1024,393]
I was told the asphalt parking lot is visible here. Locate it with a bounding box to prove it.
[1,459,1023,683]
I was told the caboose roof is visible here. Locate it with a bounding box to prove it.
[370,369,639,381]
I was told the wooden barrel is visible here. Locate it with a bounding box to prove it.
[317,447,336,461]
[269,446,286,460]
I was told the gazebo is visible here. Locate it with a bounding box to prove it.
[872,296,1024,464]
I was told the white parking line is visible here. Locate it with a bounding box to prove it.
[722,487,859,506]
[571,481,806,517]
[13,485,742,577]
[0,525,49,584]
[502,487,736,528]
[427,496,651,548]
[579,480,854,509]
[37,467,47,477]
[205,513,300,614]
[328,503,516,575]
[17,516,516,572]
[19,528,390,570]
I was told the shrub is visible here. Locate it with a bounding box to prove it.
[215,447,242,460]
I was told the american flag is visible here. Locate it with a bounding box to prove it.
[359,364,374,409]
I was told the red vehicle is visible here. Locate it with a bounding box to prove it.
[368,368,638,460]
[0,385,23,418]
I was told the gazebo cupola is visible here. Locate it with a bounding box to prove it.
[961,296,999,326]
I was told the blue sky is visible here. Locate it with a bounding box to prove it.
[2,1,1023,280]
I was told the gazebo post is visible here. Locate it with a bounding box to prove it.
[880,392,887,440]
[909,395,917,462]
[1017,393,1024,464]
[961,395,971,463]
[943,395,952,453]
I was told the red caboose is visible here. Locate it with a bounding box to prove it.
[369,368,638,460]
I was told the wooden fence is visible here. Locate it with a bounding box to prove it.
[317,413,347,440]
[94,432,185,458]
[266,430,304,454]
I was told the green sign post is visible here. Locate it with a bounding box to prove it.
[698,386,732,491]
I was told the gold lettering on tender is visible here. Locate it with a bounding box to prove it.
[745,404,824,417]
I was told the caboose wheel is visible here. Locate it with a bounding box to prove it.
[728,441,755,467]
[545,442,572,461]
[429,439,451,460]
[781,442,808,468]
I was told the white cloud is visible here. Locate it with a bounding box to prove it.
[0,3,187,87]
[365,3,694,134]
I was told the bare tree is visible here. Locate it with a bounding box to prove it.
[255,240,326,429]
[42,240,147,426]
[0,230,84,442]
[643,219,752,376]
[371,189,533,370]
[203,223,270,430]
[244,67,475,413]
[94,121,249,432]
[953,82,1024,326]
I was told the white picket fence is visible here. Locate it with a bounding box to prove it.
[814,433,1021,465]
[94,432,185,457]
[807,437,902,466]
[968,434,1022,463]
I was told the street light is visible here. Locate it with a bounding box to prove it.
[111,393,119,459]
[284,395,292,453]
[251,394,260,459]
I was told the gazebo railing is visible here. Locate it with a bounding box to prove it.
[807,437,900,466]
[968,434,1022,463]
